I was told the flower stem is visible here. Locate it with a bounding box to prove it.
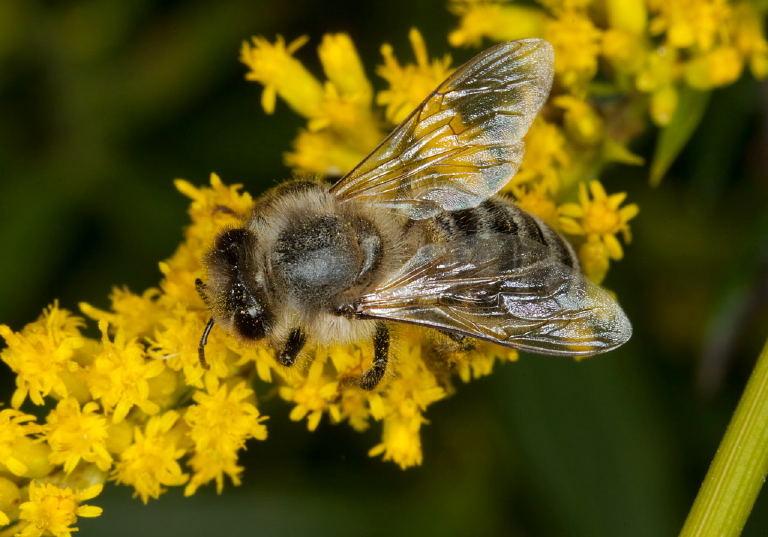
[680,337,768,537]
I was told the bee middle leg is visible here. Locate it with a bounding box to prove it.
[357,322,389,390]
[439,330,476,352]
[279,328,307,366]
[426,330,479,375]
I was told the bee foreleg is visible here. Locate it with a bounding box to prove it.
[195,278,211,307]
[279,328,307,367]
[359,322,389,391]
[212,204,242,216]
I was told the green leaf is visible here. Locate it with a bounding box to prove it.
[650,87,711,187]
[679,337,768,537]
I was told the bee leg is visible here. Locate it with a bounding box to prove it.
[441,330,476,352]
[212,204,239,216]
[278,328,307,367]
[359,322,389,391]
[195,278,211,307]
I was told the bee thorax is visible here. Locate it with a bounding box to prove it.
[272,214,381,304]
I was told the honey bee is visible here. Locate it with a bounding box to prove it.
[195,38,631,389]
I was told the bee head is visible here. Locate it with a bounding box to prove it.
[197,227,273,363]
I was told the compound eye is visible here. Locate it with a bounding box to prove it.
[214,228,250,267]
[233,307,266,341]
[227,282,269,341]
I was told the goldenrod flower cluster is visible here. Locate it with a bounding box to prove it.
[451,0,767,124]
[1,0,765,533]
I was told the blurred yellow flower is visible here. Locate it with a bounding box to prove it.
[16,482,102,537]
[369,414,425,469]
[554,94,605,147]
[685,46,743,88]
[0,304,86,409]
[318,33,373,101]
[113,412,188,503]
[45,398,112,474]
[285,129,371,176]
[79,288,163,340]
[544,9,603,89]
[0,478,20,526]
[241,35,322,117]
[512,117,570,192]
[559,180,639,281]
[87,321,165,424]
[449,0,548,46]
[280,358,339,432]
[733,2,768,78]
[184,377,267,495]
[649,0,728,51]
[367,343,446,469]
[0,409,41,478]
[377,28,453,124]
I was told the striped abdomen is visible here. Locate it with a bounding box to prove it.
[423,196,580,271]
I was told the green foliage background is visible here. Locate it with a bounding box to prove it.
[0,1,766,535]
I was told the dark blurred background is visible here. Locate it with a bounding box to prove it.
[0,1,766,536]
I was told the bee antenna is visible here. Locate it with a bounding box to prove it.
[198,317,215,370]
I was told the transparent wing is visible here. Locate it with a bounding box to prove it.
[355,234,632,356]
[330,39,554,219]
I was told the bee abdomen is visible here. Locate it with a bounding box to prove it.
[428,197,579,270]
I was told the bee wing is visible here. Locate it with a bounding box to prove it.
[330,39,554,220]
[356,234,632,356]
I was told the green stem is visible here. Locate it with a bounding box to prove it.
[680,337,768,537]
